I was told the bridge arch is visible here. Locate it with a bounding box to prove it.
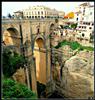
[49,23,55,34]
[3,27,20,47]
[34,35,46,48]
[33,35,47,84]
[50,23,55,29]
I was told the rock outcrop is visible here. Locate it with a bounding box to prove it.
[62,50,94,99]
[12,67,26,85]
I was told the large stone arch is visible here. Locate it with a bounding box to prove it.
[33,35,47,84]
[3,27,20,47]
[49,23,55,34]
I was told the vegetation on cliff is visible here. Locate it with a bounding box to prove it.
[55,40,94,51]
[2,78,37,99]
[3,47,26,78]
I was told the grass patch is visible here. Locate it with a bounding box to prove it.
[55,40,94,51]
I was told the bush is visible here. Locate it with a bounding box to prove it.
[55,40,80,50]
[70,41,81,50]
[55,40,94,51]
[78,46,94,51]
[3,47,26,77]
[70,23,77,29]
[2,78,37,99]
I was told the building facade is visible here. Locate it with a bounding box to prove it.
[58,11,65,19]
[14,11,23,19]
[74,2,94,40]
[22,5,59,19]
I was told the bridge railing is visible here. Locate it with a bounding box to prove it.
[2,18,55,23]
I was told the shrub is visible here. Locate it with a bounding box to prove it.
[55,40,80,50]
[70,41,81,50]
[3,47,26,77]
[55,40,94,51]
[2,78,37,99]
[78,46,94,51]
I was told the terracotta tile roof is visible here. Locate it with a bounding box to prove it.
[64,12,74,19]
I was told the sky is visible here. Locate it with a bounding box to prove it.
[2,1,94,16]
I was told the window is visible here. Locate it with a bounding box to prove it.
[89,27,92,29]
[82,17,84,20]
[29,16,31,18]
[82,33,85,37]
[82,26,84,28]
[41,16,43,18]
[83,22,85,25]
[88,23,90,25]
[38,16,40,18]
[79,26,81,28]
[35,16,37,18]
[76,18,78,21]
[37,28,39,33]
[84,26,86,29]
[83,8,85,12]
[32,16,34,18]
[41,11,43,15]
[38,11,40,15]
[90,12,92,15]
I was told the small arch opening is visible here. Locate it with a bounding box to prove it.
[3,27,20,46]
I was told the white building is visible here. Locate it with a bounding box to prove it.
[73,2,91,22]
[22,5,59,19]
[14,11,23,19]
[58,11,65,19]
[74,2,94,40]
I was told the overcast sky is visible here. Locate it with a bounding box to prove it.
[2,1,94,16]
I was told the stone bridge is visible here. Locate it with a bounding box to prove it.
[2,19,57,43]
[2,19,65,97]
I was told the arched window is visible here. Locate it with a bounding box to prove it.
[76,18,78,21]
[37,28,40,34]
[38,11,40,15]
[41,11,43,15]
[82,33,85,37]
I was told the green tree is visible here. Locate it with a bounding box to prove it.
[2,78,37,98]
[3,47,26,77]
[7,13,12,19]
[71,23,77,29]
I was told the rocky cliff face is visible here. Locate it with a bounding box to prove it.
[11,46,94,99]
[62,50,94,99]
[12,68,26,85]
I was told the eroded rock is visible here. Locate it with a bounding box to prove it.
[62,50,94,99]
[12,67,26,84]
